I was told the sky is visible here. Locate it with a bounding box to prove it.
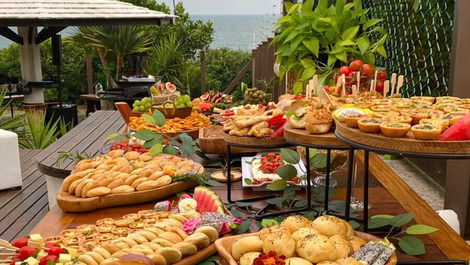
[159,0,282,15]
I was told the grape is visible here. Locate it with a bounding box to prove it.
[186,102,193,107]
[137,106,145,112]
[182,95,190,103]
[176,103,186,109]
[134,101,142,106]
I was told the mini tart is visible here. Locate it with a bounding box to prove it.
[430,110,445,119]
[419,118,449,132]
[357,117,382,133]
[382,115,412,124]
[411,124,441,140]
[436,96,460,103]
[438,104,460,113]
[462,98,470,104]
[344,113,368,128]
[411,96,435,104]
[411,100,433,106]
[380,122,411,138]
[373,110,400,118]
[370,104,393,112]
[373,99,392,105]
[394,101,415,109]
[442,113,464,125]
[403,109,430,124]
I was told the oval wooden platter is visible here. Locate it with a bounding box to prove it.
[223,133,287,147]
[56,181,198,213]
[335,120,470,155]
[284,124,349,148]
[215,232,397,265]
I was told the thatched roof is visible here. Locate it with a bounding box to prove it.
[0,0,175,26]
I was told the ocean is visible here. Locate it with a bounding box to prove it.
[0,14,280,51]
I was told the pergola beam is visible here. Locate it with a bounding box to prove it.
[0,26,23,44]
[35,27,66,44]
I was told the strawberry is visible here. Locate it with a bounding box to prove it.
[46,247,65,256]
[44,242,58,249]
[39,255,58,265]
[10,257,22,265]
[18,246,37,260]
[12,238,28,248]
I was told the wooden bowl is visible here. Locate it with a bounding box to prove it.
[215,232,397,265]
[152,100,193,119]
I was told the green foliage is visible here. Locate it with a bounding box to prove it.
[272,0,388,94]
[55,150,93,167]
[22,111,61,149]
[119,0,170,13]
[0,88,26,144]
[0,44,21,79]
[148,34,188,90]
[368,213,438,256]
[205,48,252,92]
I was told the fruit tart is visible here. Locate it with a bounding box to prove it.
[304,104,333,134]
[419,118,449,132]
[411,124,442,140]
[380,122,411,138]
[357,117,382,133]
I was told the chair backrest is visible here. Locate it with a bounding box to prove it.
[115,102,133,125]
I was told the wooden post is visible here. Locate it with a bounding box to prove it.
[447,0,470,238]
[86,54,94,94]
[18,26,43,103]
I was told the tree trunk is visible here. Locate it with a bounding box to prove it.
[97,48,117,89]
[116,54,124,81]
[199,49,206,95]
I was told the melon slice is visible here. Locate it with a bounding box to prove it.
[193,186,224,213]
[438,113,470,141]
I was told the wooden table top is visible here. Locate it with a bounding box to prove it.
[36,111,125,178]
[30,180,467,262]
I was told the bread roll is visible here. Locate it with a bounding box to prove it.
[281,215,311,233]
[259,225,291,240]
[101,258,120,265]
[131,177,149,189]
[125,151,140,160]
[169,227,188,240]
[296,234,336,263]
[143,242,162,252]
[311,215,349,237]
[330,235,352,259]
[78,254,99,265]
[68,178,85,195]
[144,227,165,237]
[86,251,104,263]
[136,180,159,191]
[172,242,197,256]
[136,230,158,241]
[184,232,210,250]
[159,231,182,243]
[107,178,125,190]
[240,252,260,265]
[132,245,153,255]
[162,218,183,227]
[262,232,296,258]
[231,236,263,261]
[86,187,111,197]
[118,237,138,247]
[111,185,135,194]
[127,233,149,244]
[348,236,366,252]
[93,247,111,259]
[285,257,313,265]
[146,254,167,265]
[125,174,142,186]
[156,247,182,264]
[102,242,121,254]
[152,238,175,247]
[316,262,339,265]
[154,175,172,187]
[75,178,92,197]
[194,226,219,242]
[292,227,320,242]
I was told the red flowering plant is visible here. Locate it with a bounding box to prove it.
[253,251,286,265]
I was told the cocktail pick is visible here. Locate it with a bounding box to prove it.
[373,71,378,92]
[305,84,310,99]
[390,73,397,96]
[356,71,360,90]
[369,80,375,92]
[341,74,346,97]
[351,84,357,96]
[384,80,390,97]
[396,75,404,96]
[0,239,15,250]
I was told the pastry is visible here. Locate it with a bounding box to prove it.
[336,257,363,265]
[258,225,291,240]
[111,185,135,194]
[158,231,182,243]
[330,235,352,259]
[311,215,350,237]
[136,230,158,241]
[411,124,441,140]
[86,187,111,197]
[304,104,333,134]
[146,254,167,265]
[285,257,313,265]
[262,232,296,258]
[194,226,219,242]
[281,215,311,233]
[379,122,411,138]
[419,118,449,132]
[344,112,368,128]
[240,252,261,265]
[231,235,263,260]
[291,227,320,242]
[381,115,412,124]
[348,236,366,252]
[152,238,175,248]
[357,117,382,133]
[296,234,336,263]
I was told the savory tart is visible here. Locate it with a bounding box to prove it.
[344,113,369,128]
[357,117,382,133]
[411,96,435,104]
[373,110,401,118]
[430,110,445,119]
[370,104,393,112]
[373,99,392,105]
[382,115,412,124]
[442,113,464,125]
[304,104,333,134]
[403,109,430,124]
[419,119,449,132]
[380,122,411,138]
[436,96,460,103]
[411,124,442,140]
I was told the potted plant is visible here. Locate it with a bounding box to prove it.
[272,0,388,93]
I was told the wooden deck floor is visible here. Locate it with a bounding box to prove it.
[0,149,49,242]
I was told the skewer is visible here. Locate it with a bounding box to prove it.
[0,240,15,250]
[311,75,318,97]
[356,71,360,90]
[383,80,390,98]
[341,74,346,97]
[373,71,378,92]
[351,85,357,97]
[305,84,310,99]
[396,75,404,96]
[390,73,397,96]
[369,80,375,92]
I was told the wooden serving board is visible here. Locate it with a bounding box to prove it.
[56,181,197,212]
[335,121,470,155]
[215,232,397,265]
[284,124,349,148]
[198,126,276,154]
[223,133,287,147]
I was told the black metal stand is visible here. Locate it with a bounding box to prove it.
[225,142,316,220]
